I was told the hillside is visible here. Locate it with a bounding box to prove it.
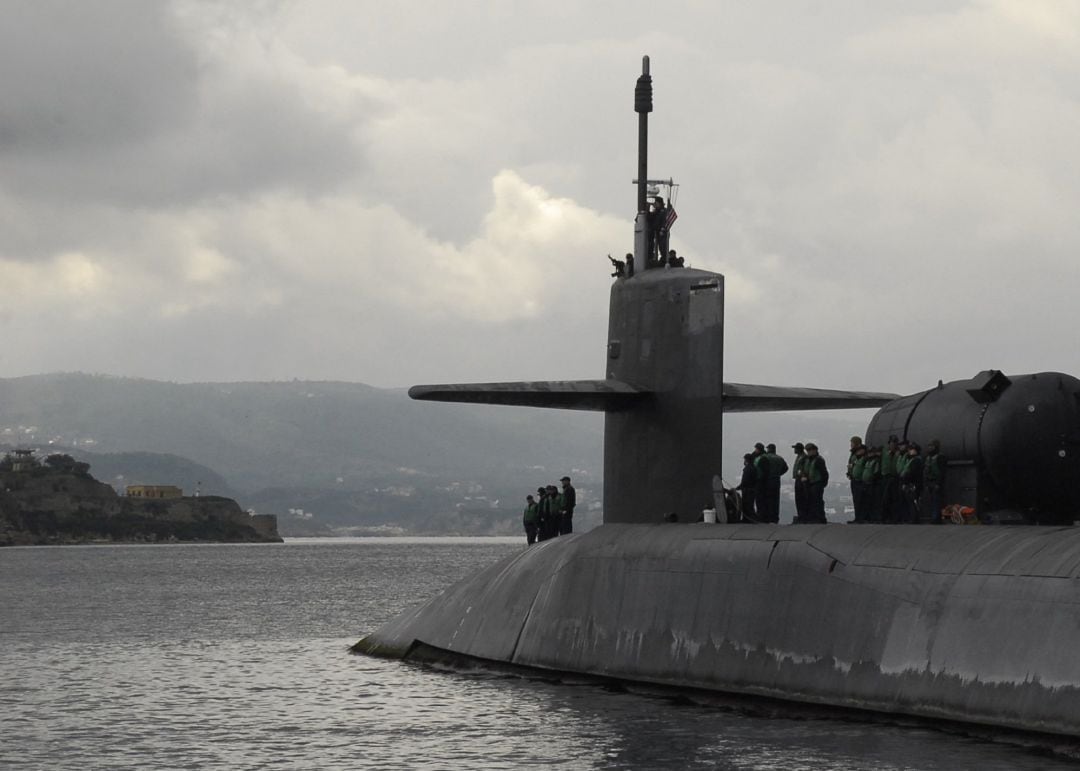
[0,374,602,489]
[0,454,280,546]
[37,448,239,499]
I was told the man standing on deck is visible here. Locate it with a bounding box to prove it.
[736,453,758,521]
[752,443,768,521]
[861,446,883,522]
[802,443,829,523]
[791,443,808,524]
[900,443,924,523]
[523,495,539,545]
[880,436,901,523]
[547,485,564,537]
[922,440,947,524]
[536,487,552,541]
[559,476,576,535]
[762,443,788,523]
[849,444,868,522]
[847,436,864,521]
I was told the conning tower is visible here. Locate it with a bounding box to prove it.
[409,57,895,522]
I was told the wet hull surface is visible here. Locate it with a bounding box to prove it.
[357,523,1080,738]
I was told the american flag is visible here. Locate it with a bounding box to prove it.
[664,207,678,229]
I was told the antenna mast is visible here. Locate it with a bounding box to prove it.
[635,56,652,222]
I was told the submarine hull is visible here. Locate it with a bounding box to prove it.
[357,523,1080,737]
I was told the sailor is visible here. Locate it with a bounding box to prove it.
[667,249,685,268]
[895,439,910,477]
[849,444,868,523]
[893,439,912,523]
[559,476,576,535]
[899,443,924,524]
[535,487,552,541]
[762,443,788,523]
[922,440,947,524]
[791,443,808,523]
[648,197,667,266]
[736,453,758,521]
[879,435,901,523]
[608,254,626,277]
[846,436,864,519]
[752,443,768,522]
[861,446,883,522]
[547,485,564,537]
[523,495,539,545]
[802,443,829,524]
[625,252,635,277]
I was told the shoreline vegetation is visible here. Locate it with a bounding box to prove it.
[0,452,281,547]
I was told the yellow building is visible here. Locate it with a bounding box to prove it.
[126,485,183,499]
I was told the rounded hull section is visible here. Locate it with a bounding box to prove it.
[357,523,1080,737]
[866,372,1080,521]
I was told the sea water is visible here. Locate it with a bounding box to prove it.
[0,538,1074,770]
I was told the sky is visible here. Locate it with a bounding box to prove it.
[2,0,1079,396]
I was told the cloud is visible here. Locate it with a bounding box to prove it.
[0,0,372,207]
[0,164,621,384]
[847,0,1080,70]
[0,0,198,156]
[1,0,1079,398]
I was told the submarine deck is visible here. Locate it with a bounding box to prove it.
[356,522,1080,737]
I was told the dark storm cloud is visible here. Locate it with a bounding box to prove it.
[0,0,370,208]
[0,0,198,155]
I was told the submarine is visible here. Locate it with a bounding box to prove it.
[356,58,1080,738]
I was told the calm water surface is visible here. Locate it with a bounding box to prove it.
[1,538,1075,770]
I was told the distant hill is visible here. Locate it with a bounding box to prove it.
[0,373,602,487]
[0,373,872,534]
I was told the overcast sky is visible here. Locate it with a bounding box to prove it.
[1,0,1078,396]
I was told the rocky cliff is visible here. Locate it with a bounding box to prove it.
[0,462,281,546]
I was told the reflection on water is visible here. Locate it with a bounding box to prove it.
[0,539,1075,769]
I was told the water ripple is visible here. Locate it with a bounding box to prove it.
[1,540,1076,769]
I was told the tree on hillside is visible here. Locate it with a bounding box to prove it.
[45,454,91,476]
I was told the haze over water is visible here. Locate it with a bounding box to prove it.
[1,538,1074,770]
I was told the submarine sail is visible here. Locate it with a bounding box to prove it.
[410,57,896,524]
